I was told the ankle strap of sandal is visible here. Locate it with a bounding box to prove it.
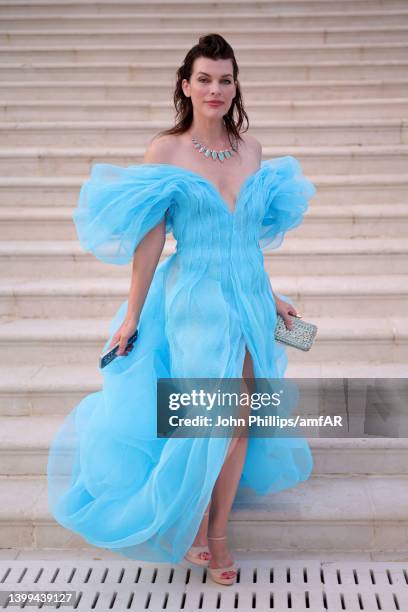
[207,535,226,540]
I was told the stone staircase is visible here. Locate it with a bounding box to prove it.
[0,0,407,557]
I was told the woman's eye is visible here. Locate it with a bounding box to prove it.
[198,78,231,84]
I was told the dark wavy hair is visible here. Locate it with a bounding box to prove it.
[157,33,249,147]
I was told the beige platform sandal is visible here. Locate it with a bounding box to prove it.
[184,511,211,566]
[207,535,237,586]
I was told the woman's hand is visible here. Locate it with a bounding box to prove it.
[108,316,139,357]
[275,296,302,331]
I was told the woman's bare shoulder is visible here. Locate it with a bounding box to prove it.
[143,133,179,164]
[240,132,262,162]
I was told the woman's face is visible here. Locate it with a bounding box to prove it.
[182,57,237,119]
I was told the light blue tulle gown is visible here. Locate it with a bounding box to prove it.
[47,155,317,563]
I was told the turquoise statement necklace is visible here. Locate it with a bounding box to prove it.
[192,135,238,162]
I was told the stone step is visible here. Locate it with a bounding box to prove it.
[2,42,408,64]
[2,79,407,101]
[2,119,408,148]
[295,203,408,239]
[1,173,405,207]
[0,474,407,553]
[0,315,407,366]
[285,361,408,379]
[1,26,408,46]
[2,59,408,81]
[1,203,408,241]
[2,274,407,319]
[233,475,408,553]
[1,238,407,278]
[1,0,406,17]
[3,550,408,562]
[1,146,407,175]
[0,364,102,417]
[1,362,406,418]
[261,237,408,275]
[2,97,408,122]
[1,415,407,477]
[3,10,408,30]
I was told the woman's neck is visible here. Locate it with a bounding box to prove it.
[188,118,229,148]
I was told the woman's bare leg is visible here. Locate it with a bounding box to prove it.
[190,428,244,547]
[191,434,244,546]
[207,347,255,568]
[207,436,248,567]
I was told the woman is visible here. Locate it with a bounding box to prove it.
[47,33,316,587]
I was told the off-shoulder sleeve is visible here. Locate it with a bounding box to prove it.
[73,163,176,265]
[259,155,316,251]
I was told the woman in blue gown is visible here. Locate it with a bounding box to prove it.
[47,33,316,584]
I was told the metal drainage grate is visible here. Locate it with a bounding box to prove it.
[0,560,408,611]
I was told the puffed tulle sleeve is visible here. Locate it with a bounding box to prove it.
[259,155,316,251]
[72,163,176,265]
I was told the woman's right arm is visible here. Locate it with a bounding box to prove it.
[110,136,171,356]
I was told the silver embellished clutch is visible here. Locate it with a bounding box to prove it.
[275,314,318,351]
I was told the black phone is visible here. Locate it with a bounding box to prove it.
[99,329,139,369]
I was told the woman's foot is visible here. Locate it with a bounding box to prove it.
[207,535,237,585]
[184,545,211,565]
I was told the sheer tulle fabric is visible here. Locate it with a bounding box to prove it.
[47,155,316,563]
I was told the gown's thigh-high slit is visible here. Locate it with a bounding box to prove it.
[224,345,254,463]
